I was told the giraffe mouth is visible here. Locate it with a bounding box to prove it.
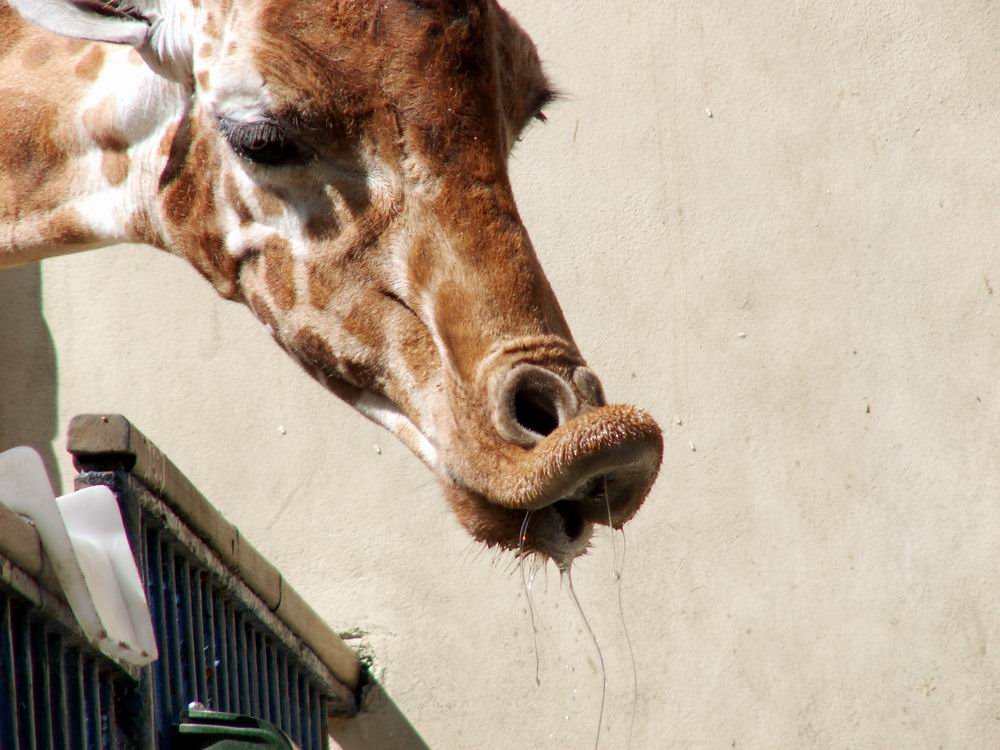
[444,404,663,564]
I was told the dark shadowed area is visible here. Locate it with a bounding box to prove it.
[0,263,61,493]
[328,677,430,750]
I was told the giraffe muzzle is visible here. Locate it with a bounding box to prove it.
[492,400,663,526]
[442,363,662,561]
[445,398,662,563]
[491,365,661,522]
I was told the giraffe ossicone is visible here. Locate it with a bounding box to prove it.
[1,0,662,566]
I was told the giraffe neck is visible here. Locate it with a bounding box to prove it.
[0,15,186,269]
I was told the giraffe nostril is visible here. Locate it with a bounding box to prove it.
[493,364,578,446]
[513,384,560,437]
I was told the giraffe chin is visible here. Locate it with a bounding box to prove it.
[443,404,663,565]
[445,485,595,568]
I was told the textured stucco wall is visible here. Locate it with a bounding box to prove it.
[2,1,999,747]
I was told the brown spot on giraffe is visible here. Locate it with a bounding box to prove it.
[162,159,197,224]
[0,6,24,61]
[102,151,130,185]
[253,186,284,219]
[223,174,253,225]
[248,291,279,335]
[304,210,339,241]
[21,40,51,70]
[203,12,220,39]
[262,235,296,311]
[307,258,335,310]
[74,46,105,81]
[126,210,162,247]
[0,90,69,220]
[202,232,242,300]
[399,317,439,387]
[288,326,372,396]
[81,97,131,185]
[158,122,180,157]
[40,210,98,247]
[82,98,128,151]
[196,70,211,90]
[343,298,386,353]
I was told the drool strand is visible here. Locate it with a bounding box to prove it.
[565,565,607,750]
[618,528,638,750]
[518,511,541,686]
[605,479,638,750]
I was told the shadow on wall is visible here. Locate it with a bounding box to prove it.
[329,678,431,750]
[0,264,62,493]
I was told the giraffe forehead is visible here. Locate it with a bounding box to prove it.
[195,15,270,120]
[197,0,549,147]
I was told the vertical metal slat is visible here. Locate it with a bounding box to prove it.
[237,614,248,715]
[100,677,119,750]
[203,578,219,709]
[303,680,313,750]
[279,651,291,735]
[214,594,230,712]
[311,685,323,750]
[245,616,259,717]
[191,567,208,703]
[223,602,245,713]
[31,619,53,750]
[146,527,172,739]
[0,595,19,750]
[54,638,70,750]
[165,543,187,716]
[65,647,84,750]
[35,625,54,750]
[258,632,272,723]
[86,658,101,750]
[15,605,37,750]
[179,558,198,706]
[267,636,280,726]
[291,667,303,745]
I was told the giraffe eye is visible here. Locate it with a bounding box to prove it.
[219,118,304,166]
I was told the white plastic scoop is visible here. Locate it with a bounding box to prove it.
[0,446,158,666]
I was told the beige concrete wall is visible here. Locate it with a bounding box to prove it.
[2,1,999,747]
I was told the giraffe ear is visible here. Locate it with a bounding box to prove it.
[8,0,193,82]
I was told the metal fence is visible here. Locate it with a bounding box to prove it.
[0,414,359,749]
[0,583,136,749]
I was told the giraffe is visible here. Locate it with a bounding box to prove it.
[0,0,663,567]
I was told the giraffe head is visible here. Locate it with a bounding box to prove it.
[10,0,662,566]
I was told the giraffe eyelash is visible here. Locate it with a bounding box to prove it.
[218,117,308,167]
